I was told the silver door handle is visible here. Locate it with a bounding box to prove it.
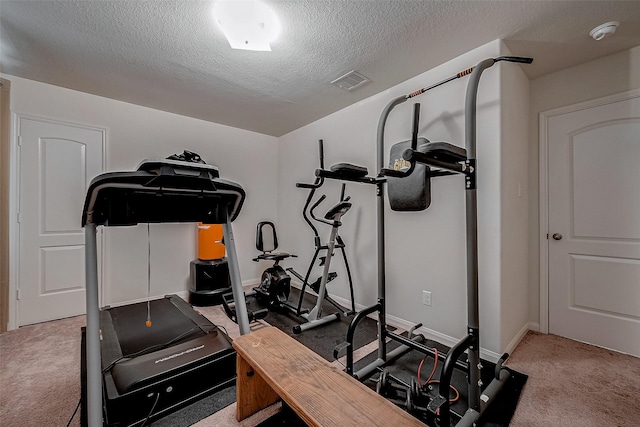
[552,233,563,240]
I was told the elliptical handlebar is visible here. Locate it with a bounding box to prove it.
[295,140,327,239]
[309,194,327,220]
[339,182,346,202]
[299,182,321,239]
[296,176,324,189]
[297,142,353,231]
[309,194,334,226]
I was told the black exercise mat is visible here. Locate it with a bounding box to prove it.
[257,403,306,427]
[259,287,379,362]
[354,334,527,427]
[149,385,236,426]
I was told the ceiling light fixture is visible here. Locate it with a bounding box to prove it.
[213,0,281,51]
[589,21,619,41]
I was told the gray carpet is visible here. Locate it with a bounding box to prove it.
[2,304,639,427]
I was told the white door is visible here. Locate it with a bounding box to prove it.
[17,116,104,326]
[546,93,640,357]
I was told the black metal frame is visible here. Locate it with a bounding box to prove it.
[329,56,532,427]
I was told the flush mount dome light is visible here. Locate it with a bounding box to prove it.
[213,0,281,51]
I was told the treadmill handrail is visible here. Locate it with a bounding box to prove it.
[82,172,245,226]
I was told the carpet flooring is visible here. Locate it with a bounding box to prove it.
[2,297,639,427]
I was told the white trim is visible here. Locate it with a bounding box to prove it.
[330,293,522,364]
[101,277,259,309]
[384,311,508,363]
[104,291,191,309]
[527,321,540,333]
[242,278,259,288]
[9,113,107,328]
[538,89,640,335]
[8,113,19,330]
[538,110,549,334]
[503,322,535,358]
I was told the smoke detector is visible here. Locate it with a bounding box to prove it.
[589,21,619,41]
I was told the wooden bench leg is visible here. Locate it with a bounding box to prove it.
[236,354,280,421]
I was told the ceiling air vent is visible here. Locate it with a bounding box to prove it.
[331,70,370,91]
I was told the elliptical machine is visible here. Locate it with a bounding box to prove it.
[286,141,357,333]
[290,183,354,333]
[249,180,356,333]
[325,56,534,427]
[222,143,357,333]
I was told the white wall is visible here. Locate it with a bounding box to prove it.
[527,45,640,327]
[277,40,526,357]
[5,75,279,309]
[499,42,531,351]
[4,38,552,355]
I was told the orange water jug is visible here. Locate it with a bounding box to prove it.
[197,223,225,260]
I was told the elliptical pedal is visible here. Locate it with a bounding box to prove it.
[309,271,338,294]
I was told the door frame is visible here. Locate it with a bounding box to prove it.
[538,89,640,334]
[9,113,107,329]
[0,78,10,333]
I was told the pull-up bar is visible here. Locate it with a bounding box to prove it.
[376,56,533,170]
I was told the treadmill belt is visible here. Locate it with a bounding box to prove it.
[109,298,204,356]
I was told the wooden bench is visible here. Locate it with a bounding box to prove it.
[232,326,426,427]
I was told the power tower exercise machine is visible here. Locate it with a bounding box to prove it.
[82,157,251,427]
[322,56,532,426]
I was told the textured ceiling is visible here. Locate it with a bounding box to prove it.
[1,1,640,136]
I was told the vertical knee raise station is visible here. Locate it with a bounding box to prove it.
[327,56,532,426]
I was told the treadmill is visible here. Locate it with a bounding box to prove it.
[81,158,251,426]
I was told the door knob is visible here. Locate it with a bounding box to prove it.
[552,233,563,240]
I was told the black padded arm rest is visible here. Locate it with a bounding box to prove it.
[422,142,467,163]
[329,163,369,178]
[82,171,245,226]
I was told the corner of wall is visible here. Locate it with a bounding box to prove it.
[0,77,11,332]
[498,43,532,352]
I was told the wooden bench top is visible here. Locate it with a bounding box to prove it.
[232,326,426,427]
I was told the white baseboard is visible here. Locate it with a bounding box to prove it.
[328,293,499,361]
[103,278,260,309]
[527,321,541,333]
[104,290,190,309]
[289,281,538,364]
[242,278,260,289]
[503,321,537,360]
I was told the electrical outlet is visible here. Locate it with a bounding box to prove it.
[422,290,432,306]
